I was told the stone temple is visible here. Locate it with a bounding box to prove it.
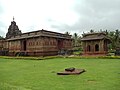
[0,18,72,56]
[81,32,111,56]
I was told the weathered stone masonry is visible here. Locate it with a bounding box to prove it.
[81,33,111,55]
[7,29,72,56]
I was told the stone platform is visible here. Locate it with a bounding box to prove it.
[57,68,85,75]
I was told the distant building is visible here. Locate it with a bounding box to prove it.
[81,32,111,55]
[0,18,72,56]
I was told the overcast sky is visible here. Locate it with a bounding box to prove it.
[0,0,120,37]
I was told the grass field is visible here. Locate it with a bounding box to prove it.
[0,57,120,90]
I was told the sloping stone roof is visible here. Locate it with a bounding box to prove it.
[7,29,72,41]
[81,32,110,41]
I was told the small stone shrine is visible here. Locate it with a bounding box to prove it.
[81,32,111,55]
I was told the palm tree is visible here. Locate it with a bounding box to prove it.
[90,29,94,33]
[72,33,78,47]
[114,30,120,48]
[107,30,120,49]
[65,32,70,35]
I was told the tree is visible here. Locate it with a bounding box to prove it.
[72,33,78,47]
[114,30,120,47]
[107,30,120,50]
[0,36,4,39]
[72,33,82,47]
[90,29,94,33]
[65,32,70,35]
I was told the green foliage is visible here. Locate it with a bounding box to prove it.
[72,33,82,47]
[67,55,120,59]
[0,55,120,60]
[0,56,61,60]
[107,30,120,50]
[0,58,120,90]
[73,51,82,55]
[73,51,80,55]
[0,36,4,40]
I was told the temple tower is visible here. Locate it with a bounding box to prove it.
[6,17,22,39]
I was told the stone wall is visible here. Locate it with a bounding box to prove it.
[8,36,72,56]
[82,39,108,55]
[8,40,21,52]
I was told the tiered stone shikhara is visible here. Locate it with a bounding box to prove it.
[6,18,22,39]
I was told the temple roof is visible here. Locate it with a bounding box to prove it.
[7,29,72,41]
[81,32,110,41]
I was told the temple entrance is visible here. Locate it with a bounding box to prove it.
[21,40,27,51]
[57,39,64,55]
[23,40,26,51]
[87,45,91,52]
[95,44,99,51]
[58,39,63,49]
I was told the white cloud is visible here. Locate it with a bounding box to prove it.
[0,0,79,35]
[0,0,120,37]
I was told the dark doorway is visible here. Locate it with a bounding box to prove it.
[104,40,108,51]
[23,40,26,51]
[58,39,63,49]
[87,45,91,52]
[95,44,99,51]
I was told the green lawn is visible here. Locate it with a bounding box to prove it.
[0,57,120,90]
